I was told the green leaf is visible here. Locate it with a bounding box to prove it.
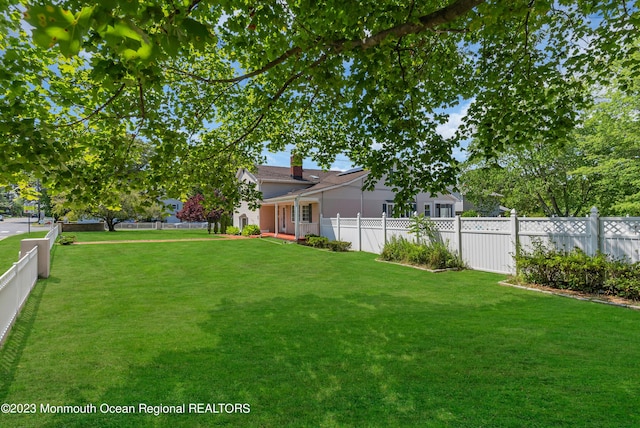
[24,5,93,56]
[181,18,213,49]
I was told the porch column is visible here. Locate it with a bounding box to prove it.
[294,198,300,240]
[274,203,279,237]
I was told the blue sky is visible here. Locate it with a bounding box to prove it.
[263,99,472,171]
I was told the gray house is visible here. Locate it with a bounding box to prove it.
[234,158,469,239]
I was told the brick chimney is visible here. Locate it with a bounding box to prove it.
[290,153,303,179]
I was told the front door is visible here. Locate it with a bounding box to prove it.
[281,207,286,232]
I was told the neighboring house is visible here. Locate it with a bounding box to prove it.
[162,198,183,223]
[234,158,470,239]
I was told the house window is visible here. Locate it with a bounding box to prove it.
[435,203,453,217]
[291,204,313,222]
[424,203,432,217]
[302,205,312,223]
[383,202,417,218]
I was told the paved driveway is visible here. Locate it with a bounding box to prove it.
[0,217,51,240]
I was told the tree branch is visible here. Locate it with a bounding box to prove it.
[347,0,483,50]
[208,46,303,84]
[180,0,483,85]
[226,68,307,149]
[224,53,328,150]
[138,80,146,119]
[59,83,126,127]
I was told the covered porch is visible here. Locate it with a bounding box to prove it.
[261,232,299,242]
[259,196,321,240]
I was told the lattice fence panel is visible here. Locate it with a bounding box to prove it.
[340,218,358,228]
[360,218,382,229]
[519,218,587,235]
[432,219,454,232]
[461,219,510,232]
[387,218,411,229]
[602,218,640,236]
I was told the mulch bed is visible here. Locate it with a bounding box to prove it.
[499,279,640,311]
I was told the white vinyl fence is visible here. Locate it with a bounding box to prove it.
[45,224,60,250]
[0,224,60,346]
[0,247,38,346]
[320,208,640,275]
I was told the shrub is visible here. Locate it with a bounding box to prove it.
[380,236,464,270]
[425,241,465,270]
[380,236,415,262]
[407,243,429,265]
[306,236,329,248]
[408,214,438,244]
[241,224,261,236]
[225,226,240,235]
[328,240,351,252]
[515,242,565,288]
[57,234,76,245]
[604,260,640,300]
[461,210,479,217]
[516,242,640,300]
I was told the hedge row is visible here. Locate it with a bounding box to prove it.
[516,243,640,300]
[302,235,351,252]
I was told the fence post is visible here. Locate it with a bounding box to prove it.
[20,239,49,278]
[336,213,341,242]
[357,212,361,251]
[382,212,387,245]
[453,215,462,258]
[509,209,519,275]
[587,206,599,256]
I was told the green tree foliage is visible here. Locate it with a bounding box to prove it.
[53,191,165,231]
[1,1,638,213]
[462,47,640,217]
[461,140,593,217]
[0,191,12,214]
[573,76,640,215]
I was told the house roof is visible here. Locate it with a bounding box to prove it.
[246,164,460,204]
[253,165,337,183]
[254,166,370,203]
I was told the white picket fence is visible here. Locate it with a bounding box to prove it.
[0,224,60,346]
[320,208,640,274]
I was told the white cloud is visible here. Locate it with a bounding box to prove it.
[436,100,471,140]
[264,150,352,171]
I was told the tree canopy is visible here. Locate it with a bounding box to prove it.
[461,47,640,217]
[572,71,640,215]
[2,1,638,210]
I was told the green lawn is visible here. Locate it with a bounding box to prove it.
[0,231,48,273]
[1,237,640,427]
[68,229,226,242]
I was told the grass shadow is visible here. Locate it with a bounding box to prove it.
[0,277,56,401]
[28,292,640,427]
